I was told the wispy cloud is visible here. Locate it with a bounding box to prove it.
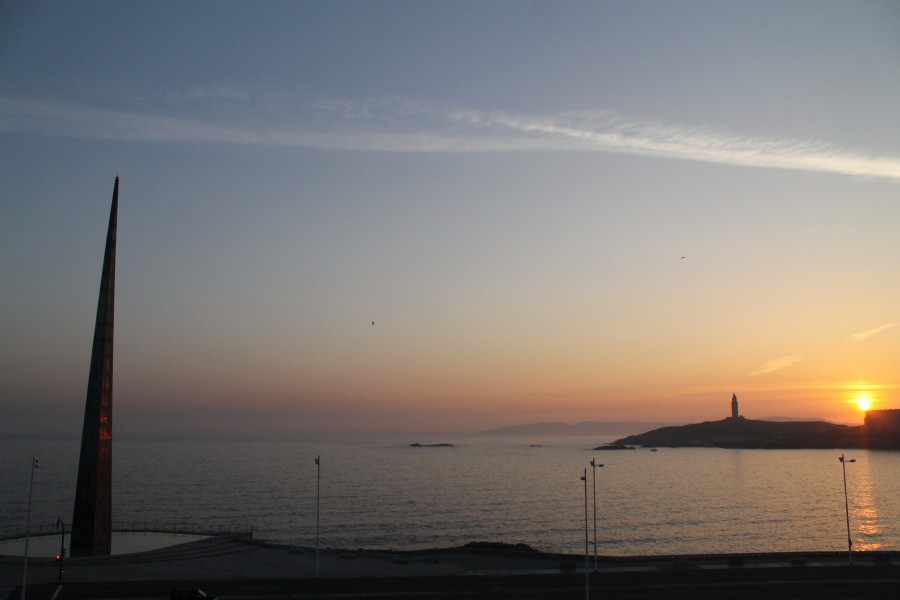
[847,322,898,342]
[672,380,900,398]
[3,94,900,181]
[750,356,801,376]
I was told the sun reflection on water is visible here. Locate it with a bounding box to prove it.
[850,458,882,551]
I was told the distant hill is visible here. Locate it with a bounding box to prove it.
[757,416,831,423]
[613,417,898,450]
[478,421,681,437]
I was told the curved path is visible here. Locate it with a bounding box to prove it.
[3,536,899,599]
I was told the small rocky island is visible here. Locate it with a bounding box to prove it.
[409,443,455,447]
[612,395,900,450]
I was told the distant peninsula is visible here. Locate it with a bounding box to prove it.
[614,410,900,450]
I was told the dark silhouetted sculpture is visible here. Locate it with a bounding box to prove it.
[71,177,118,557]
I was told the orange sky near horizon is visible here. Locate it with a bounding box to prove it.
[105,293,897,435]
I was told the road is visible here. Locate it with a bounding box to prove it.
[14,566,900,600]
[4,536,900,600]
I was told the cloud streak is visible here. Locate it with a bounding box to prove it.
[750,356,801,376]
[3,94,900,181]
[847,322,898,342]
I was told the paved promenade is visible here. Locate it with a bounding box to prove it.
[3,536,900,599]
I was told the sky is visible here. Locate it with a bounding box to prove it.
[1,1,899,437]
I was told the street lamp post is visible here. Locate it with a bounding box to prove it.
[21,457,38,600]
[56,519,65,584]
[590,459,604,572]
[839,454,856,566]
[315,455,321,578]
[580,469,589,600]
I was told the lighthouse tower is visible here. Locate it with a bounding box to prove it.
[731,393,739,419]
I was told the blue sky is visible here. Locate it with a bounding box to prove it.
[2,1,899,437]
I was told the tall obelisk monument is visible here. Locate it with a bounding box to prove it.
[71,177,118,556]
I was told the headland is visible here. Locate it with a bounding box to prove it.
[613,409,900,450]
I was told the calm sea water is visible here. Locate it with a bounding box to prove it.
[2,435,899,556]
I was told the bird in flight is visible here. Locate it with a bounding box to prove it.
[371,321,375,326]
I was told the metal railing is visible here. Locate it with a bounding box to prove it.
[0,521,252,542]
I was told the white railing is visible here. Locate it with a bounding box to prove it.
[0,521,252,542]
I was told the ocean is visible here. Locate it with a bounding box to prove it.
[2,435,899,556]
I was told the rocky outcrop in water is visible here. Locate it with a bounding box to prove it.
[409,443,455,447]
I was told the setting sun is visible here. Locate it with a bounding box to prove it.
[857,397,872,411]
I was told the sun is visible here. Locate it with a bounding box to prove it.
[857,397,872,411]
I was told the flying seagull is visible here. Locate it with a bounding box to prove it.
[371,321,375,326]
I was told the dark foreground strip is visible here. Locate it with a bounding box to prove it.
[18,566,900,600]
